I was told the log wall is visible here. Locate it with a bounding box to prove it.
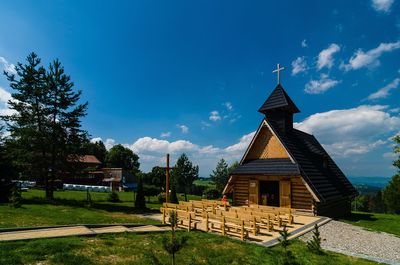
[232,175,313,210]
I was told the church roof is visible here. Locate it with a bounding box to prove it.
[266,119,358,202]
[258,84,300,114]
[231,158,300,176]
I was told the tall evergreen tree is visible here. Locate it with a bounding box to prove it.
[1,53,88,199]
[383,135,400,214]
[210,158,229,194]
[45,59,88,199]
[171,153,199,201]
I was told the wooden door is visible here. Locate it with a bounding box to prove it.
[248,179,258,205]
[280,180,291,208]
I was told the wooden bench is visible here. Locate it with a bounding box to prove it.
[160,208,199,231]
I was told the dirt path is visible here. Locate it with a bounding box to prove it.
[300,220,400,265]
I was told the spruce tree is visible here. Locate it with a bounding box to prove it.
[306,224,323,254]
[162,210,188,265]
[210,158,229,194]
[171,153,198,201]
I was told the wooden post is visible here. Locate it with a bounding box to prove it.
[162,208,166,224]
[221,216,226,236]
[241,220,244,241]
[253,216,257,236]
[205,213,209,232]
[166,154,170,203]
[188,213,192,231]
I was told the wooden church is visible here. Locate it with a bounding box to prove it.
[223,70,358,217]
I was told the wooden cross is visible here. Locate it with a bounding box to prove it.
[272,63,285,84]
[159,154,175,203]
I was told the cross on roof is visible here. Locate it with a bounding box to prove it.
[272,63,285,84]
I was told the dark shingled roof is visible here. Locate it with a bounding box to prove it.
[258,84,300,114]
[231,158,300,176]
[265,119,358,202]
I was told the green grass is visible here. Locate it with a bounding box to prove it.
[0,231,377,265]
[0,189,203,228]
[193,179,215,187]
[339,211,400,237]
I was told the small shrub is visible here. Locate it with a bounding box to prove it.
[278,225,297,265]
[202,187,220,199]
[307,224,323,254]
[158,192,166,203]
[107,191,120,202]
[170,185,179,204]
[86,189,93,207]
[9,186,22,208]
[162,210,188,265]
[135,176,146,209]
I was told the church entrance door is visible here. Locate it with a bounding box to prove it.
[259,181,280,207]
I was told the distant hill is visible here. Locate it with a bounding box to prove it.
[348,176,391,188]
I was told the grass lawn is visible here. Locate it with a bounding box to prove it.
[0,231,377,265]
[339,211,400,237]
[0,189,202,228]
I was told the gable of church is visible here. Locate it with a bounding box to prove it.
[244,123,289,161]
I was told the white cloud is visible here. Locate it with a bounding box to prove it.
[389,107,400,113]
[291,56,308,76]
[383,151,397,159]
[200,121,211,129]
[225,131,255,153]
[128,137,198,154]
[0,86,15,116]
[294,105,400,157]
[304,74,341,94]
[317,43,340,70]
[90,137,116,149]
[371,0,394,12]
[301,39,307,48]
[160,132,171,138]
[367,78,400,100]
[90,137,103,143]
[0,57,16,75]
[209,111,221,121]
[341,41,400,71]
[223,102,233,111]
[177,124,189,134]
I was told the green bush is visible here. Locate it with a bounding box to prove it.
[202,187,220,199]
[9,186,22,208]
[158,192,166,203]
[107,191,120,202]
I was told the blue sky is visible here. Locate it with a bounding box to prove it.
[0,0,399,177]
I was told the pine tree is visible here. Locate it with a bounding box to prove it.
[162,210,188,265]
[135,176,146,209]
[210,158,229,194]
[306,224,323,254]
[2,53,88,200]
[171,154,198,201]
[278,225,297,265]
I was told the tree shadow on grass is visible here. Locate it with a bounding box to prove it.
[340,212,378,222]
[22,197,160,215]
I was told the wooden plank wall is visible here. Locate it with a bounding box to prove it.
[233,178,249,206]
[291,176,313,210]
[246,126,288,160]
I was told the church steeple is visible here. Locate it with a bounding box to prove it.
[258,65,300,133]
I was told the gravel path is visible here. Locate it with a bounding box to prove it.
[300,220,400,265]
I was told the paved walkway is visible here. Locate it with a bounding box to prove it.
[300,220,400,265]
[0,224,170,242]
